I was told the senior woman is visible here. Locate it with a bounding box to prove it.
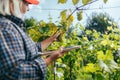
[0,0,66,80]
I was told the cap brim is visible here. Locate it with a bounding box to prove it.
[25,0,39,5]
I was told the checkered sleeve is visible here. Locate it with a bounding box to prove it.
[0,23,46,80]
[36,42,42,52]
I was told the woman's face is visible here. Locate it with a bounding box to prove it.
[21,0,29,14]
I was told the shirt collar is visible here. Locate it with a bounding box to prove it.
[0,14,26,31]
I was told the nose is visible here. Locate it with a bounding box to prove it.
[26,5,29,11]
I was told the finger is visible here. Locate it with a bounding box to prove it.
[54,31,61,37]
[60,46,64,53]
[52,39,57,42]
[51,32,61,40]
[53,28,61,35]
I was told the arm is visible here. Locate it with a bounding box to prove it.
[40,36,54,51]
[40,31,60,51]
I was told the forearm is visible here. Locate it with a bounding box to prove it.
[41,37,54,51]
[41,31,60,51]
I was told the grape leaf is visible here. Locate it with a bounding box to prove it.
[82,0,91,5]
[58,0,67,4]
[104,0,108,4]
[60,10,67,22]
[72,0,79,5]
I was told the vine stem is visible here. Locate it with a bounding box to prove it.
[66,0,99,20]
[70,57,72,80]
[66,9,77,20]
[54,61,56,80]
[77,0,99,9]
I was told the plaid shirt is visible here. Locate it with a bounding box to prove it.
[0,15,46,80]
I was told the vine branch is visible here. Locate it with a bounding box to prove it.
[66,0,99,20]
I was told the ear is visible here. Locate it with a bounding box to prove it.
[20,1,27,14]
[9,1,14,15]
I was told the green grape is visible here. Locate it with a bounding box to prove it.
[77,11,83,21]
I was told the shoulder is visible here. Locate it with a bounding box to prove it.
[0,17,19,35]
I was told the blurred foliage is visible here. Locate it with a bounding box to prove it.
[25,16,120,80]
[85,12,117,34]
[25,0,120,80]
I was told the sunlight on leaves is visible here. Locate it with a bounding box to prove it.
[68,15,74,22]
[104,50,113,60]
[85,63,96,73]
[98,60,111,73]
[107,26,113,31]
[107,60,119,70]
[54,67,64,78]
[101,39,111,46]
[101,40,108,46]
[97,51,105,60]
[85,30,92,35]
[79,24,85,30]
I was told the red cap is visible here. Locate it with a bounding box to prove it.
[25,0,39,5]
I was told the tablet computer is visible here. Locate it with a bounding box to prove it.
[41,45,81,55]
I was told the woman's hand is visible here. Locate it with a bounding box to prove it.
[40,30,61,51]
[45,47,67,66]
[49,29,61,42]
[50,47,65,59]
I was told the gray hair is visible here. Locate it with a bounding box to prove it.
[0,0,23,18]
